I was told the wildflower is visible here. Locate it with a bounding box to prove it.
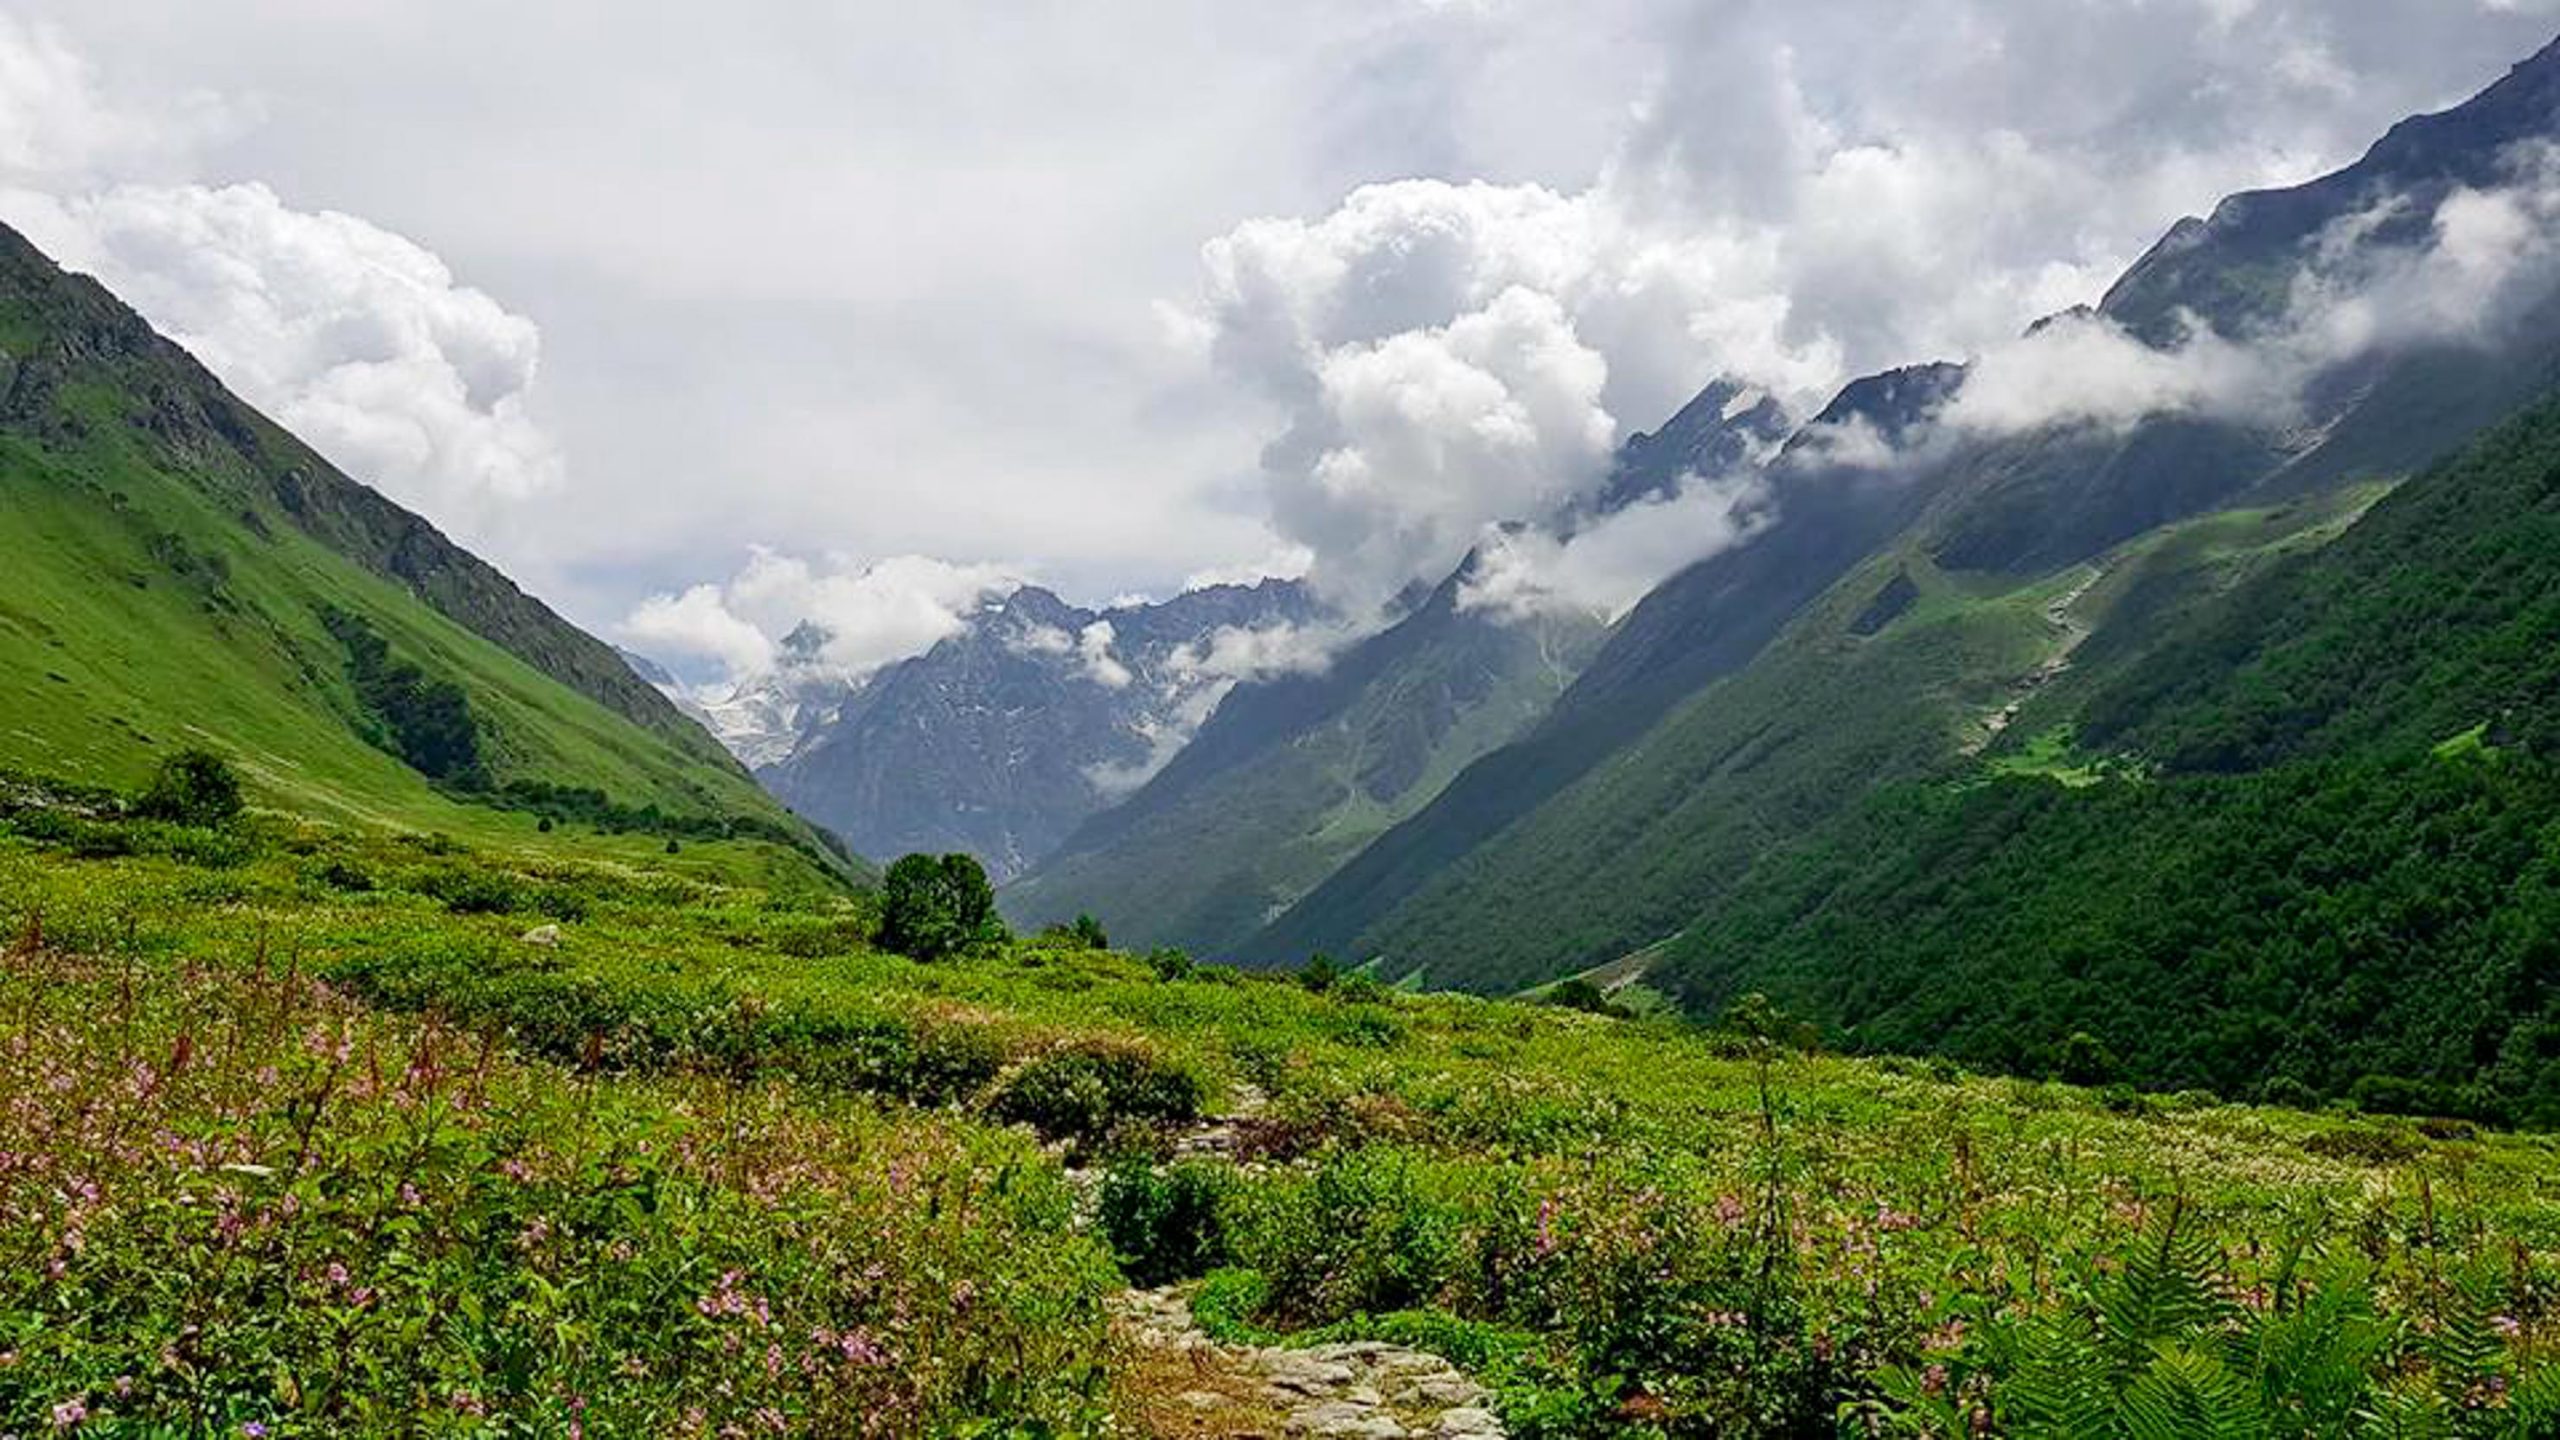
[51,1398,87,1428]
[241,1425,267,1438]
[2493,1314,2523,1339]
[1921,1364,1949,1397]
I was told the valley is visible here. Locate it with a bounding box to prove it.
[4,13,2560,1437]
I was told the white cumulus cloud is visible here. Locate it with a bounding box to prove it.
[621,548,1022,689]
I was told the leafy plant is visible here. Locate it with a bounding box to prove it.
[132,750,243,829]
[879,852,1006,960]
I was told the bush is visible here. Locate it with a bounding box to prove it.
[1543,978,1624,1016]
[133,750,243,829]
[1098,1158,1236,1286]
[879,853,1006,960]
[410,864,526,916]
[2057,1030,2122,1086]
[985,1040,1206,1145]
[1145,946,1196,982]
[2260,1074,2318,1110]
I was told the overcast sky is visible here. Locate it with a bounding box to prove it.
[3,1,2556,685]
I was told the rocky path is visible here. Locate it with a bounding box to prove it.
[1101,1085,1508,1439]
[1968,563,2106,753]
[1110,1287,1505,1439]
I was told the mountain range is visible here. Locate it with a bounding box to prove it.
[643,37,2560,1036]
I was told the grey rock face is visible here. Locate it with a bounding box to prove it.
[760,580,1317,879]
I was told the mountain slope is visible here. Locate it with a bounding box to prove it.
[0,221,843,878]
[762,581,1313,878]
[1002,564,1603,954]
[1246,40,2560,982]
[1656,386,2560,1126]
[1239,364,1964,968]
[1003,377,1791,957]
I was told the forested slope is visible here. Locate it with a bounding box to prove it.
[1659,390,2560,1125]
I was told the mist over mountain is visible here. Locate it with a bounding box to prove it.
[675,580,1316,880]
[1249,33,2560,986]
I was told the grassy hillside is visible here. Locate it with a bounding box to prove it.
[0,795,2555,1435]
[0,223,850,883]
[1657,390,2560,1127]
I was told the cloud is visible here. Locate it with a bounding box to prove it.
[1077,611,1365,797]
[1461,470,1773,621]
[1937,143,2560,443]
[1175,1,2560,619]
[11,1,2560,638]
[1193,179,1835,608]
[622,583,776,680]
[621,549,1022,689]
[1077,621,1134,689]
[0,16,229,183]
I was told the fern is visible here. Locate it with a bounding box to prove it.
[1881,1220,2555,1440]
[2119,1341,2268,1440]
[2094,1201,2234,1379]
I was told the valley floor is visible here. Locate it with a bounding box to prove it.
[0,791,2556,1435]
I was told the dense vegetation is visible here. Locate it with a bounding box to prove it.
[326,607,489,786]
[1,780,2556,1435]
[1657,391,2560,1128]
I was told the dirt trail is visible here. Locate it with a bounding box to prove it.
[1101,1087,1509,1439]
[1967,565,2105,753]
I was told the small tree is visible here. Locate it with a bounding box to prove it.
[1068,913,1109,951]
[879,852,1005,960]
[2057,1030,2120,1087]
[135,750,244,828]
[1297,952,1341,993]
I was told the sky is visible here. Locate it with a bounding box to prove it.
[1,0,2557,690]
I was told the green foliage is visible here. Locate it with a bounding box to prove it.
[0,807,2554,1438]
[1145,945,1196,982]
[0,933,1111,1435]
[879,852,1006,960]
[1098,1159,1236,1286]
[324,607,488,786]
[985,1040,1207,1147]
[1877,1206,2556,1439]
[132,749,243,829]
[1542,978,1626,1017]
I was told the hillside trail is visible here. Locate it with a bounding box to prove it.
[1100,1085,1509,1439]
[1966,563,2106,754]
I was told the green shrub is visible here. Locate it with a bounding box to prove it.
[1146,946,1196,982]
[410,864,526,915]
[133,750,243,829]
[1099,1158,1237,1286]
[879,853,1006,960]
[1190,1267,1276,1345]
[985,1040,1206,1145]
